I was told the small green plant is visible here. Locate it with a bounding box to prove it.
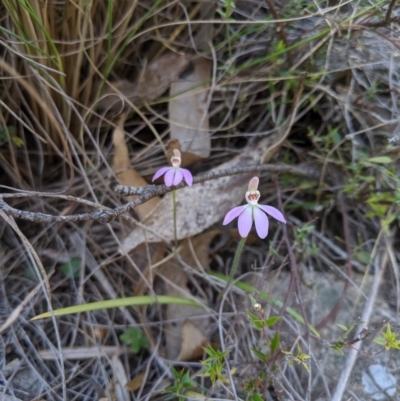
[329,321,400,355]
[329,320,364,355]
[0,125,24,147]
[308,125,342,151]
[200,345,230,387]
[243,373,267,401]
[119,327,148,353]
[293,223,319,256]
[374,324,400,351]
[282,343,311,373]
[164,367,198,401]
[245,301,283,381]
[216,0,236,18]
[247,310,281,331]
[60,258,81,279]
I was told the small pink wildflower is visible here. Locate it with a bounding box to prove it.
[152,149,193,187]
[223,177,286,239]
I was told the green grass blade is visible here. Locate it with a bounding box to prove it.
[13,0,65,87]
[0,26,53,59]
[31,295,203,320]
[209,272,320,338]
[102,0,164,86]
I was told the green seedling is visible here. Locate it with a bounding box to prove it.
[164,367,198,401]
[120,327,148,353]
[200,345,230,387]
[247,311,281,331]
[374,324,400,351]
[60,258,81,279]
[282,343,311,373]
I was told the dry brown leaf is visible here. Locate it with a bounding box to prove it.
[113,116,160,220]
[125,372,146,392]
[98,53,191,112]
[130,243,166,356]
[177,320,209,361]
[179,230,220,271]
[121,139,270,254]
[160,231,218,360]
[133,243,166,296]
[162,274,209,360]
[126,242,167,358]
[169,57,211,159]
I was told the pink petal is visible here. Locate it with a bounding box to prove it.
[152,166,170,182]
[237,205,253,238]
[172,169,183,185]
[181,168,193,186]
[223,205,247,225]
[258,205,286,223]
[253,206,269,239]
[164,169,175,186]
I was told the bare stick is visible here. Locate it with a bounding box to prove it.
[0,163,320,224]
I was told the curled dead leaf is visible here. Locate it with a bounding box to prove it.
[125,372,146,392]
[113,116,160,220]
[177,320,209,361]
[160,231,218,360]
[98,53,191,113]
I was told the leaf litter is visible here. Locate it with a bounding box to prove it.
[2,1,400,400]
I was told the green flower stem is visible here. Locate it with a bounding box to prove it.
[229,237,246,284]
[172,189,178,251]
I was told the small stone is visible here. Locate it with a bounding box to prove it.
[362,364,397,400]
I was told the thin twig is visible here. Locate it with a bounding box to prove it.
[385,0,398,24]
[331,233,388,401]
[359,0,399,27]
[0,163,320,224]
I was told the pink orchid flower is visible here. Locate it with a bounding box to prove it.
[223,177,286,239]
[152,149,193,187]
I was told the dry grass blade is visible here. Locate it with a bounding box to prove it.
[0,282,41,334]
[38,346,127,361]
